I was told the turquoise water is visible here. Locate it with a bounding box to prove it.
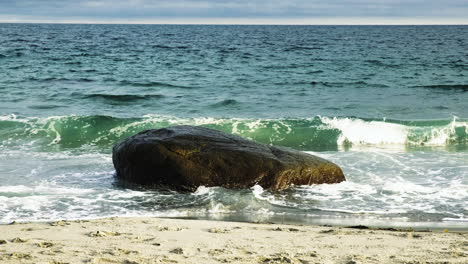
[0,24,467,228]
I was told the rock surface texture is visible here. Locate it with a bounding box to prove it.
[112,125,345,191]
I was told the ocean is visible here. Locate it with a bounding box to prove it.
[0,24,467,229]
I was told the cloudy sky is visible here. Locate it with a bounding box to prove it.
[0,0,467,24]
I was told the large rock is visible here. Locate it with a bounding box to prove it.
[112,125,345,191]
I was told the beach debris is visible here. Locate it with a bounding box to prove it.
[215,256,245,263]
[208,228,230,233]
[88,230,121,237]
[169,247,184,254]
[294,251,317,258]
[156,226,185,231]
[407,232,422,239]
[38,250,56,256]
[9,252,32,259]
[346,225,369,229]
[10,237,27,243]
[0,239,7,244]
[90,257,120,263]
[102,231,121,236]
[89,231,105,237]
[451,251,467,257]
[123,260,139,264]
[254,221,275,225]
[259,253,302,264]
[74,220,90,224]
[158,258,178,263]
[378,227,398,231]
[271,227,301,232]
[117,248,139,255]
[37,242,54,248]
[48,261,70,264]
[50,220,70,226]
[208,248,232,256]
[319,229,335,234]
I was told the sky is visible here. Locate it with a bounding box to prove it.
[0,0,467,25]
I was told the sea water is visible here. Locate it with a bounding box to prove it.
[0,24,467,229]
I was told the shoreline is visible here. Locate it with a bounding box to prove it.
[0,216,466,263]
[3,214,468,232]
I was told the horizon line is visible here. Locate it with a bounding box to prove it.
[1,16,467,26]
[1,22,467,26]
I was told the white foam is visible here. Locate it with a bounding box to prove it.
[321,116,467,146]
[321,117,408,145]
[418,117,468,145]
[299,181,377,201]
[192,186,212,196]
[251,185,264,196]
[0,114,22,121]
[0,183,95,196]
[443,218,468,222]
[0,185,32,193]
[382,181,434,195]
[251,185,286,205]
[207,202,232,214]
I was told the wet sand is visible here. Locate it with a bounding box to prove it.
[0,217,466,263]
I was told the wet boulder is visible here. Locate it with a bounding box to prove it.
[112,125,345,191]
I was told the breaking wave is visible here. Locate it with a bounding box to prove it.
[0,114,466,151]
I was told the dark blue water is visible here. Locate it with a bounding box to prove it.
[0,24,467,228]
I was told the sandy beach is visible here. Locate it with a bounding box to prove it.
[0,217,466,264]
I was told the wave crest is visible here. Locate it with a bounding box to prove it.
[0,114,466,151]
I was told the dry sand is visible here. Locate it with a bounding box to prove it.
[0,217,466,264]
